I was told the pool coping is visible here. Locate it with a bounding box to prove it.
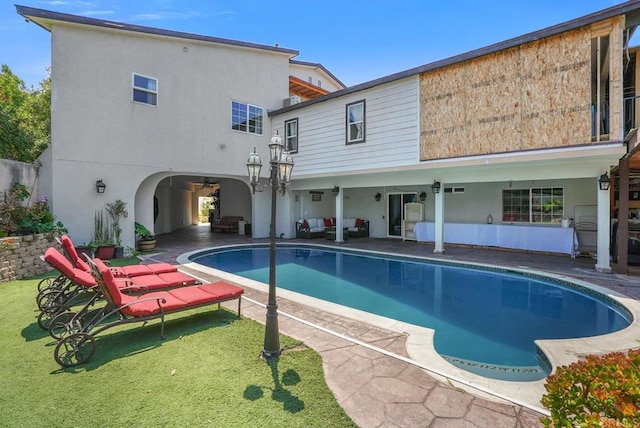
[176,242,640,409]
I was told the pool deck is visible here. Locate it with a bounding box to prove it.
[146,225,640,428]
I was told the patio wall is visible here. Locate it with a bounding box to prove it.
[0,234,57,283]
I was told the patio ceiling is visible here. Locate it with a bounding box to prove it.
[289,75,329,100]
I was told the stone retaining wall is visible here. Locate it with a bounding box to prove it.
[0,234,58,283]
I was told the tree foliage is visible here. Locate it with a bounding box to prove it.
[0,65,51,162]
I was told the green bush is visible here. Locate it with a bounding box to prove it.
[541,349,640,427]
[0,183,66,238]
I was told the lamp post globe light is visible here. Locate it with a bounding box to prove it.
[246,132,293,359]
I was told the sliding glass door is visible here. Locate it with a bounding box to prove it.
[387,192,417,237]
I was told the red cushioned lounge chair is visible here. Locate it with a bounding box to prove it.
[58,235,178,277]
[39,247,199,331]
[52,258,244,367]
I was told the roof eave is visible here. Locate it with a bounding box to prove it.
[271,0,640,116]
[16,4,299,58]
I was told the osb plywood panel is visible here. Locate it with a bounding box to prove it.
[420,27,591,161]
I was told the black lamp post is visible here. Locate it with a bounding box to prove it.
[246,132,294,359]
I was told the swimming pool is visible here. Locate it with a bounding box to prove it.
[188,244,632,381]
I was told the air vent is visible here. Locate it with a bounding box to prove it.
[283,95,301,107]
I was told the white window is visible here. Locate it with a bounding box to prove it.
[231,101,263,135]
[132,73,157,106]
[285,118,298,153]
[317,79,322,88]
[502,187,564,224]
[346,100,365,144]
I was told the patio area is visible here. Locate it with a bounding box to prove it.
[144,225,640,427]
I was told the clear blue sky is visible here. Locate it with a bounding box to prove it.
[0,1,629,89]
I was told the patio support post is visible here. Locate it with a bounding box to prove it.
[596,173,612,273]
[434,185,445,254]
[335,189,344,242]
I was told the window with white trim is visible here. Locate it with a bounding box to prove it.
[132,73,157,106]
[502,187,564,224]
[346,100,365,144]
[284,118,298,153]
[231,101,263,135]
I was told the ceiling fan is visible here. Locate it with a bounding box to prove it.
[194,177,216,188]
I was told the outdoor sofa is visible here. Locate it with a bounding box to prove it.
[211,216,243,233]
[296,217,369,239]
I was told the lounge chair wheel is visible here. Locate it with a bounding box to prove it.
[36,289,65,311]
[48,311,81,341]
[54,332,96,367]
[37,304,66,330]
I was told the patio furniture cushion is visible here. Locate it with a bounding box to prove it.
[60,235,91,272]
[157,271,199,286]
[168,286,226,306]
[344,218,357,228]
[44,247,96,288]
[199,281,246,300]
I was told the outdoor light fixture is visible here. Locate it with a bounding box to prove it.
[332,186,340,196]
[419,191,427,202]
[245,132,294,360]
[431,180,441,194]
[598,172,611,191]
[375,192,382,201]
[95,179,107,194]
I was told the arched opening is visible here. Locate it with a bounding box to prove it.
[134,172,253,243]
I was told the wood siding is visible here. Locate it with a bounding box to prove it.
[273,78,419,176]
[420,27,592,160]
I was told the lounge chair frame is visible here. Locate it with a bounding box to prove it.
[53,258,243,367]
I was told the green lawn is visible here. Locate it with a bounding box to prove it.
[0,274,356,427]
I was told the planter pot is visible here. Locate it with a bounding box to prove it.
[138,239,156,252]
[75,245,93,259]
[95,245,115,260]
[113,246,124,258]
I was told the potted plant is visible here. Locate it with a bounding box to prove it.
[106,200,128,258]
[91,209,115,259]
[135,222,156,252]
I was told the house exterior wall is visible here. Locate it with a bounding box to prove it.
[48,23,291,246]
[419,17,626,160]
[419,28,591,160]
[289,63,343,92]
[272,78,420,176]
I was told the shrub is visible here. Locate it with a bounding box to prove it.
[0,183,67,238]
[0,182,29,235]
[541,349,640,427]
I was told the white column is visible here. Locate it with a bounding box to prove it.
[595,178,612,273]
[335,189,344,242]
[434,189,445,253]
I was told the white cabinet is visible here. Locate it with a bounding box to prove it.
[402,203,424,241]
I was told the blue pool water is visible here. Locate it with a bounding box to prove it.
[189,245,632,381]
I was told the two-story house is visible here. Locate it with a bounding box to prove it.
[16,2,640,273]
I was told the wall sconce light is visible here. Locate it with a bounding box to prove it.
[431,180,441,194]
[598,172,611,191]
[375,192,382,202]
[419,191,427,202]
[95,179,107,194]
[332,186,340,196]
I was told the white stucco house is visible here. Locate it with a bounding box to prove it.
[16,2,640,273]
